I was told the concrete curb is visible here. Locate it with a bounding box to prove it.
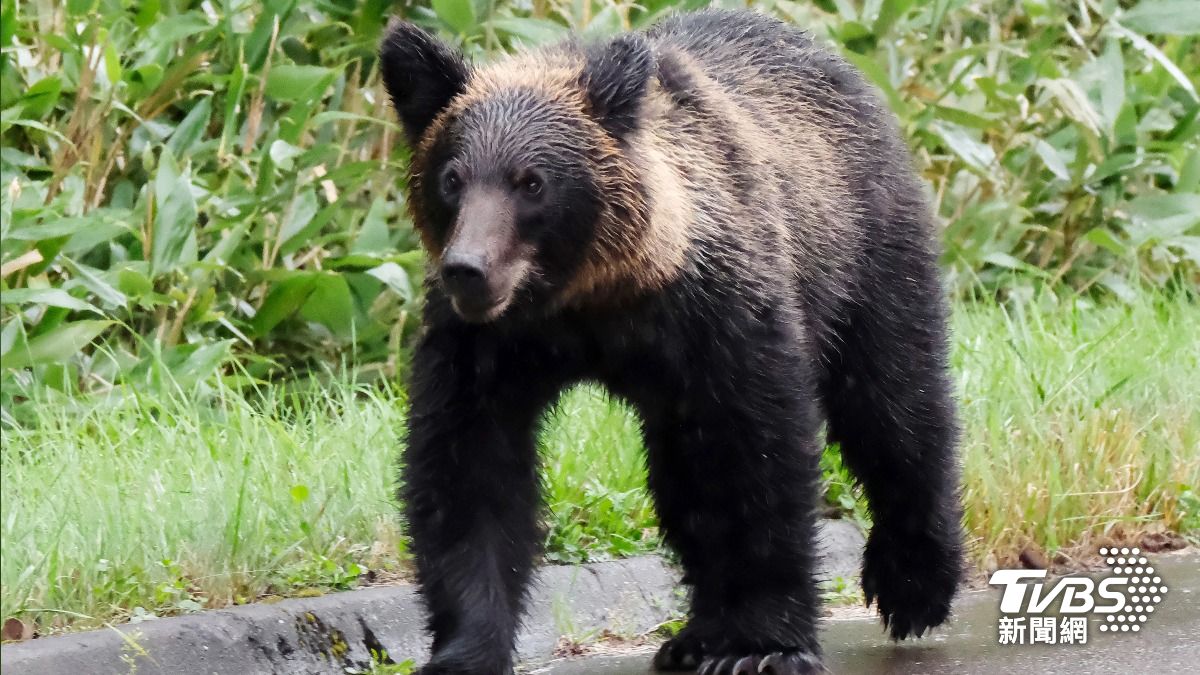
[2,521,864,675]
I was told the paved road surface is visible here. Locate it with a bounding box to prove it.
[532,550,1198,674]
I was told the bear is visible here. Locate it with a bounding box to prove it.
[379,9,964,675]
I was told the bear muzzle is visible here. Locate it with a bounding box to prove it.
[439,187,531,323]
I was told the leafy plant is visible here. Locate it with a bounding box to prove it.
[1,0,423,402]
[778,0,1199,297]
[820,444,871,530]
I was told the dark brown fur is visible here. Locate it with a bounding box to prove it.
[381,10,964,675]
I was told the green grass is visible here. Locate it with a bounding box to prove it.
[1,379,408,632]
[955,291,1200,563]
[0,377,658,634]
[3,0,1197,645]
[3,294,1198,633]
[541,386,657,563]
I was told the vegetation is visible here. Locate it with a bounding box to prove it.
[1,0,1197,636]
[2,0,1197,390]
[4,293,1197,633]
[956,291,1199,558]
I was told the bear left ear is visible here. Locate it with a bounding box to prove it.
[379,20,470,145]
[581,33,655,138]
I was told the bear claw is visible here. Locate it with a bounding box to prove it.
[696,651,824,675]
[861,528,962,641]
[653,628,708,670]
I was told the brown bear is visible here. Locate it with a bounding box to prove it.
[380,9,963,675]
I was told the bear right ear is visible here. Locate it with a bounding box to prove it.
[581,33,655,139]
[379,21,470,144]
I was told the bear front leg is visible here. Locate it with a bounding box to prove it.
[402,327,557,675]
[641,359,826,674]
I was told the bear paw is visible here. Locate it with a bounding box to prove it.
[862,527,962,641]
[653,626,710,671]
[696,650,825,675]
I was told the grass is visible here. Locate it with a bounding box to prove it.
[0,376,656,634]
[541,387,656,563]
[3,293,1198,634]
[1,379,408,633]
[3,0,1197,649]
[955,291,1200,563]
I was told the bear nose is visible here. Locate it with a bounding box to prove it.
[440,252,488,297]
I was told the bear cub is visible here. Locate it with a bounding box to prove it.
[380,9,964,675]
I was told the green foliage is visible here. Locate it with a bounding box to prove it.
[2,0,1196,637]
[820,575,863,606]
[2,1,1197,398]
[772,0,1200,297]
[1178,488,1200,540]
[540,385,659,563]
[955,288,1199,562]
[3,296,1195,634]
[819,444,871,531]
[0,374,410,633]
[368,654,418,675]
[1,0,422,401]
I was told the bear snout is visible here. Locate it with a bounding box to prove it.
[440,251,489,297]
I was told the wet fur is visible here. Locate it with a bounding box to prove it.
[384,10,964,674]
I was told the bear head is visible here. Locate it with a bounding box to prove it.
[380,21,662,323]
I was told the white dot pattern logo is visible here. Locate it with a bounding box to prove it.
[1096,547,1168,632]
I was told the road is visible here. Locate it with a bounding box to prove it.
[531,550,1199,674]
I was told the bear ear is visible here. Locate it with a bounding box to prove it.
[581,33,655,139]
[379,21,470,144]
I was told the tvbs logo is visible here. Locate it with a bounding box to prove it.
[987,547,1168,645]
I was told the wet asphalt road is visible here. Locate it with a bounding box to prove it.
[531,550,1199,675]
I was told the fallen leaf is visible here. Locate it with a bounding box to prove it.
[2,617,33,642]
[1139,531,1186,553]
[1019,545,1050,570]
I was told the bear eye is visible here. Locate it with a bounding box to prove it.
[440,168,463,197]
[519,174,543,198]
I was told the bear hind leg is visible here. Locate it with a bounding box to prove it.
[820,287,965,640]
